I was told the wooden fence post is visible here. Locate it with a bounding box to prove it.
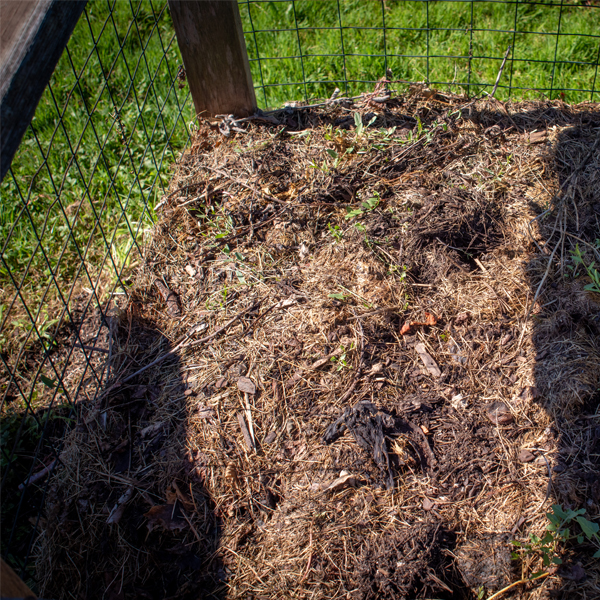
[0,0,87,181]
[168,0,257,119]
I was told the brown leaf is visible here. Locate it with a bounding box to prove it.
[518,449,535,463]
[214,377,228,389]
[140,422,165,439]
[400,312,438,335]
[154,279,181,317]
[528,130,547,144]
[237,377,256,394]
[325,470,361,493]
[106,487,134,525]
[414,343,442,378]
[486,402,513,425]
[144,504,187,532]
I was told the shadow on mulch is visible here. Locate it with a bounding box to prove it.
[34,312,226,600]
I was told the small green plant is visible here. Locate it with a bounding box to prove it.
[511,504,600,573]
[354,112,376,137]
[345,191,380,220]
[571,244,600,293]
[330,344,354,371]
[327,222,343,242]
[328,292,348,301]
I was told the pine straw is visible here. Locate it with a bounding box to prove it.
[34,91,600,600]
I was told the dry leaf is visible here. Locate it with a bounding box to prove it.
[197,404,215,419]
[144,504,187,532]
[400,312,438,335]
[140,422,165,438]
[422,498,435,511]
[325,470,361,493]
[237,377,256,394]
[528,130,547,144]
[486,402,513,425]
[414,343,442,377]
[106,487,134,525]
[154,279,181,317]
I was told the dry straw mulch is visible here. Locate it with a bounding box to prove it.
[35,90,600,600]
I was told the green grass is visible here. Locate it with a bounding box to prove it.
[0,0,191,355]
[239,0,600,108]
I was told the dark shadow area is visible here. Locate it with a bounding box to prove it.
[32,300,225,599]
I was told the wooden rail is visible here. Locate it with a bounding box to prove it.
[0,0,87,181]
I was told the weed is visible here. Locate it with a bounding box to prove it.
[345,191,380,220]
[571,244,600,293]
[330,343,354,371]
[511,504,600,574]
[327,223,343,243]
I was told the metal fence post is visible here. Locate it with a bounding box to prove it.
[168,0,256,118]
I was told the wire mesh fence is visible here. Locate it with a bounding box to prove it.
[1,0,599,587]
[0,0,191,579]
[239,0,600,109]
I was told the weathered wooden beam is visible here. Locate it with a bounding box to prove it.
[0,0,87,181]
[168,0,256,119]
[0,557,36,598]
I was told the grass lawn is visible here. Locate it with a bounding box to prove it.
[239,0,600,108]
[0,0,191,358]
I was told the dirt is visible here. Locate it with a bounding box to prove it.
[30,92,600,600]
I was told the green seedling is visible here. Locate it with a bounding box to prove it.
[328,292,348,301]
[354,112,377,137]
[511,504,600,571]
[571,244,600,293]
[345,191,380,220]
[330,343,354,371]
[327,222,343,242]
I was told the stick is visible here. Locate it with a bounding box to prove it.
[243,392,255,449]
[486,572,549,600]
[489,46,511,99]
[19,459,56,491]
[237,412,255,451]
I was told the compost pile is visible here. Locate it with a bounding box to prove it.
[35,90,600,599]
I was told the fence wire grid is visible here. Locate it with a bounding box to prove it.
[239,0,600,108]
[1,0,599,587]
[1,0,191,581]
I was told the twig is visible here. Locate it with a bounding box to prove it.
[237,412,256,451]
[486,572,549,600]
[155,182,204,211]
[19,459,57,491]
[529,448,552,513]
[489,46,512,99]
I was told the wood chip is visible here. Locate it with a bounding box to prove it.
[528,130,547,144]
[518,449,535,463]
[414,343,442,377]
[154,279,181,317]
[107,487,134,524]
[237,377,256,394]
[214,377,227,389]
[486,402,513,425]
[237,412,255,450]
